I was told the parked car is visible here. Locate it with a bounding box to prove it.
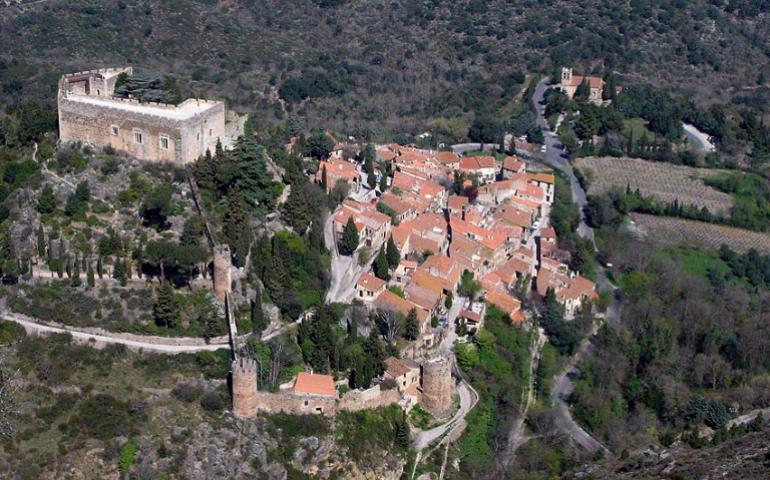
[540,144,547,153]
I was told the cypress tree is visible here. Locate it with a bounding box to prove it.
[379,172,388,192]
[223,188,251,267]
[367,168,376,189]
[71,256,81,287]
[37,184,57,214]
[282,184,312,233]
[373,246,390,281]
[321,165,328,191]
[386,236,400,268]
[251,286,267,334]
[65,257,71,278]
[340,217,359,255]
[36,224,46,259]
[87,261,95,288]
[97,255,104,279]
[113,258,125,285]
[395,412,410,450]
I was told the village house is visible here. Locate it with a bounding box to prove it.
[384,357,421,392]
[558,67,604,103]
[434,151,461,170]
[316,157,361,193]
[333,199,392,249]
[373,289,430,331]
[485,288,525,323]
[527,172,555,203]
[356,273,387,304]
[536,268,598,318]
[501,155,525,178]
[459,156,497,184]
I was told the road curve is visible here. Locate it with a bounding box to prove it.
[2,311,230,354]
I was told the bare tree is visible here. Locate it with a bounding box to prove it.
[375,310,401,345]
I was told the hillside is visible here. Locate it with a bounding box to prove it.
[1,0,770,136]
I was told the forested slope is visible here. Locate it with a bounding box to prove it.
[1,0,770,135]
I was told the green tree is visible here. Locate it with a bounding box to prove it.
[373,246,391,281]
[87,261,95,288]
[223,188,252,267]
[367,168,376,190]
[97,255,104,279]
[379,171,389,192]
[404,308,419,340]
[575,107,600,140]
[251,286,267,335]
[37,184,57,214]
[140,184,173,229]
[153,281,178,328]
[0,226,19,281]
[340,217,359,256]
[282,184,312,233]
[386,236,400,268]
[445,291,453,309]
[75,181,90,203]
[394,412,410,450]
[113,258,126,285]
[306,130,334,160]
[194,148,217,192]
[458,270,481,300]
[602,72,617,101]
[36,224,46,259]
[320,165,328,191]
[575,77,591,101]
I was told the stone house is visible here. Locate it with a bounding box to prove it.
[558,67,604,103]
[356,273,386,304]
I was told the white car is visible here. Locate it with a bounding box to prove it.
[540,145,547,153]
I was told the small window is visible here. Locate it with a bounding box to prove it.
[97,89,101,96]
[197,133,200,141]
[315,407,323,413]
[159,135,169,150]
[111,126,119,136]
[304,400,308,406]
[133,131,143,145]
[209,129,213,136]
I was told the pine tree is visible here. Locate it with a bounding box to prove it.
[404,308,419,340]
[0,226,19,281]
[223,188,252,267]
[37,184,57,214]
[153,281,178,328]
[363,329,386,377]
[373,246,390,281]
[36,224,46,259]
[113,258,125,284]
[195,149,217,191]
[87,261,95,288]
[263,255,288,301]
[386,236,400,268]
[340,217,359,255]
[395,412,410,450]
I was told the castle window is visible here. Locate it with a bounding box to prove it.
[197,133,200,141]
[133,131,143,145]
[159,135,170,150]
[111,126,119,136]
[209,129,212,136]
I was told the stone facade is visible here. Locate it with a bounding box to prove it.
[232,357,258,418]
[213,244,232,303]
[420,357,453,419]
[58,67,226,164]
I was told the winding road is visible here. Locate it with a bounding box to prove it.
[531,78,621,458]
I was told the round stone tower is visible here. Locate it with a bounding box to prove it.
[420,357,453,419]
[231,357,258,418]
[213,244,232,302]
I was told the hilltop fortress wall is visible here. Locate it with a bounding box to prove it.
[58,67,226,164]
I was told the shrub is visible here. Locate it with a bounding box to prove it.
[200,390,224,412]
[171,381,203,403]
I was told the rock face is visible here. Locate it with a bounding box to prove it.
[567,424,770,479]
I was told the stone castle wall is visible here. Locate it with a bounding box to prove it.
[243,385,402,417]
[57,68,225,164]
[213,244,232,303]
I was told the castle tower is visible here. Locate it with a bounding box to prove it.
[213,244,232,302]
[420,357,453,419]
[561,67,572,84]
[231,357,258,418]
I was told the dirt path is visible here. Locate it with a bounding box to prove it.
[2,310,230,353]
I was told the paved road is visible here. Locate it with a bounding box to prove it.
[2,311,230,353]
[683,123,716,153]
[414,380,477,451]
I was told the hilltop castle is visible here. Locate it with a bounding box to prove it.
[57,67,226,164]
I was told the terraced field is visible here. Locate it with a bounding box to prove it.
[575,157,733,215]
[631,214,770,254]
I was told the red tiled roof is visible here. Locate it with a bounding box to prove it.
[294,372,336,397]
[357,272,386,292]
[460,156,496,170]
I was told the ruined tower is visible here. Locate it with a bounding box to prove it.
[420,357,453,419]
[231,357,258,418]
[213,244,231,302]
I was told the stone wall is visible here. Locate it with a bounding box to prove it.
[338,385,401,412]
[242,385,402,417]
[213,244,232,303]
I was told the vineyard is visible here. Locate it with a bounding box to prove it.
[631,213,770,254]
[575,157,733,215]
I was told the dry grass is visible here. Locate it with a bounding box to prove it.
[631,213,770,254]
[576,157,733,215]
